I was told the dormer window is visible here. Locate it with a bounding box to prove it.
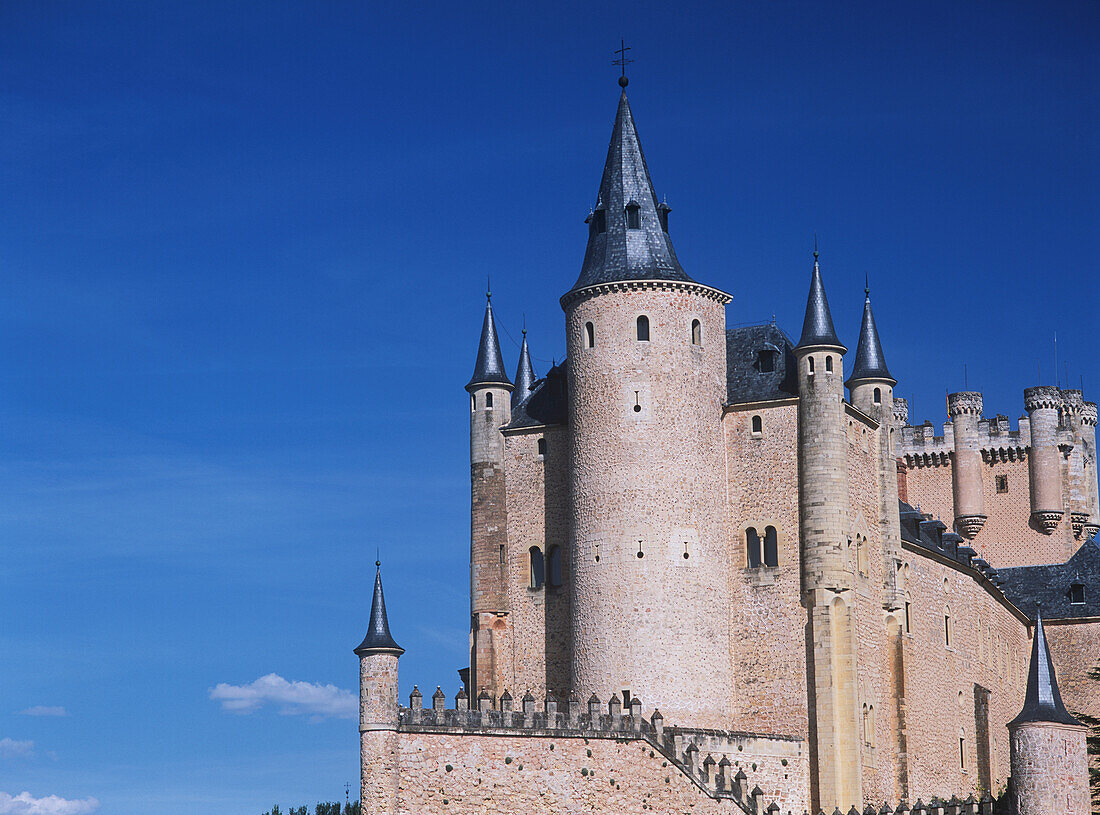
[593,208,606,234]
[1070,583,1085,604]
[625,201,641,230]
[757,346,777,373]
[657,201,671,233]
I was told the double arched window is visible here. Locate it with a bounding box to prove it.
[746,526,778,568]
[529,546,544,589]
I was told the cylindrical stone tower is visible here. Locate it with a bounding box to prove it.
[948,392,987,539]
[1024,385,1064,533]
[1082,401,1100,539]
[465,294,513,697]
[562,84,733,727]
[356,564,404,815]
[1007,611,1090,815]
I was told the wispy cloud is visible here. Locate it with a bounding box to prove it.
[0,792,99,815]
[209,673,355,720]
[0,739,34,759]
[16,707,68,718]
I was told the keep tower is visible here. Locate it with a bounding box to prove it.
[561,82,733,728]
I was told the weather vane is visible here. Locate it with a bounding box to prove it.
[613,39,633,87]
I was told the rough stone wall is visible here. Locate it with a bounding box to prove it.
[387,729,806,815]
[893,548,1029,801]
[723,402,808,738]
[564,284,732,727]
[501,424,571,698]
[1009,722,1090,815]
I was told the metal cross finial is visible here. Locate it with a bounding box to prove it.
[813,233,819,261]
[865,272,870,297]
[613,39,633,87]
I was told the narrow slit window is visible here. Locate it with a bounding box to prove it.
[691,319,701,346]
[636,315,650,342]
[873,387,882,404]
[485,392,493,408]
[529,546,545,589]
[746,527,762,568]
[584,321,595,348]
[808,357,815,375]
[995,474,1009,493]
[904,600,912,633]
[825,355,834,373]
[763,526,778,567]
[751,415,763,435]
[944,608,952,647]
[537,438,547,458]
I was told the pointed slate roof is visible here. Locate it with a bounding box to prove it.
[465,294,513,393]
[354,562,404,656]
[846,290,895,386]
[567,90,695,295]
[1008,608,1080,727]
[511,329,537,407]
[795,251,846,352]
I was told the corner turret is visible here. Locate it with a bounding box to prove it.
[795,248,846,355]
[1024,386,1065,533]
[1007,609,1089,814]
[948,392,987,539]
[356,562,402,815]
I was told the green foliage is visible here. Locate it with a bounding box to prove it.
[260,802,359,815]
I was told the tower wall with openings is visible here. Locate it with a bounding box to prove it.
[564,282,733,728]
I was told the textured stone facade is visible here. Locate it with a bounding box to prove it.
[1008,722,1089,814]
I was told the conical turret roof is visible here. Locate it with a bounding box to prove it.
[354,562,404,656]
[465,294,512,393]
[796,250,846,352]
[512,329,537,407]
[567,89,695,295]
[846,289,895,386]
[1008,608,1080,727]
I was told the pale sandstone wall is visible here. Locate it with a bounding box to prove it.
[724,403,807,738]
[564,285,732,727]
[501,424,571,697]
[389,729,807,814]
[1043,620,1100,788]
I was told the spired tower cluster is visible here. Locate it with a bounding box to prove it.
[355,78,1096,815]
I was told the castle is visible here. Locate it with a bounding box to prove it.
[355,79,1098,814]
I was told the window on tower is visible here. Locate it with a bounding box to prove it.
[691,319,701,346]
[537,437,547,458]
[763,526,778,567]
[548,546,562,588]
[593,208,606,235]
[825,355,834,373]
[625,201,641,229]
[996,474,1009,493]
[808,357,815,375]
[746,527,762,568]
[751,415,763,435]
[636,315,650,342]
[584,321,595,348]
[529,546,545,589]
[873,387,882,404]
[485,392,493,408]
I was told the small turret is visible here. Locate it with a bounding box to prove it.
[947,392,987,539]
[356,562,403,815]
[466,292,512,394]
[512,328,537,407]
[846,286,895,406]
[795,248,846,355]
[1007,609,1089,815]
[1024,386,1064,533]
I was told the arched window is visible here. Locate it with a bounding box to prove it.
[547,545,562,587]
[825,355,834,373]
[636,315,650,342]
[537,438,547,458]
[625,201,641,229]
[691,319,701,346]
[808,356,815,375]
[873,387,881,404]
[470,394,476,411]
[584,321,595,348]
[746,527,762,568]
[751,415,763,435]
[485,392,493,408]
[763,526,778,567]
[529,546,545,589]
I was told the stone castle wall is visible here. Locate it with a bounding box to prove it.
[1042,619,1100,787]
[1009,722,1090,815]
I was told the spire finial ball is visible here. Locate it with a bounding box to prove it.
[619,75,628,88]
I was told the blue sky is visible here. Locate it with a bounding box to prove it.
[0,2,1096,813]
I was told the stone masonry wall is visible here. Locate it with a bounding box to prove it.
[1009,722,1090,815]
[1042,619,1100,789]
[502,423,571,698]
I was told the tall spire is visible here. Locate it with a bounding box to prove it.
[512,327,537,407]
[567,88,695,295]
[1008,607,1080,727]
[795,247,846,352]
[846,285,895,387]
[465,292,513,392]
[355,562,404,656]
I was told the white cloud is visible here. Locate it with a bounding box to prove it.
[16,707,68,718]
[209,673,356,720]
[0,791,98,815]
[0,739,34,759]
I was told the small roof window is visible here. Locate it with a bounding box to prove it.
[1069,583,1085,604]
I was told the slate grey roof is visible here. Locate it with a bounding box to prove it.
[567,90,695,295]
[998,536,1100,620]
[505,361,568,430]
[725,324,800,405]
[466,296,513,392]
[795,253,846,352]
[511,330,537,407]
[354,563,404,656]
[1008,609,1082,727]
[846,292,895,387]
